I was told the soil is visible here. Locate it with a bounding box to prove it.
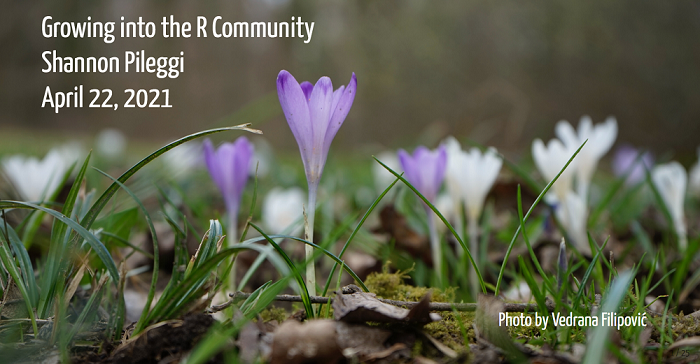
[73,314,218,364]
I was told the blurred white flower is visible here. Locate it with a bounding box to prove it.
[652,161,688,250]
[555,116,617,202]
[442,136,502,221]
[555,191,591,255]
[95,128,127,159]
[434,193,455,234]
[532,138,579,203]
[262,187,305,236]
[463,147,502,222]
[503,281,533,302]
[442,137,465,232]
[162,141,203,177]
[689,147,700,197]
[249,138,273,178]
[372,151,401,192]
[2,144,83,201]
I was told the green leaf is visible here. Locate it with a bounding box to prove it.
[0,217,38,306]
[0,201,119,286]
[93,208,139,247]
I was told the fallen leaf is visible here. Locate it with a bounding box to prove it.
[269,319,343,364]
[335,321,394,360]
[333,288,440,325]
[667,336,700,351]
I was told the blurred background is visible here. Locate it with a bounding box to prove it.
[1,0,700,160]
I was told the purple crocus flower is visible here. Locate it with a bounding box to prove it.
[398,146,448,203]
[277,70,357,297]
[612,144,654,186]
[398,145,448,282]
[203,137,254,239]
[277,70,357,195]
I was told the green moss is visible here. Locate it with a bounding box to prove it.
[364,270,455,302]
[424,311,476,352]
[259,307,288,323]
[671,313,700,339]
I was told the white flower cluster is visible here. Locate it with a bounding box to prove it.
[532,116,618,254]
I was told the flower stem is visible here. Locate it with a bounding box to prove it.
[468,214,479,299]
[426,207,442,286]
[228,214,238,293]
[305,193,317,297]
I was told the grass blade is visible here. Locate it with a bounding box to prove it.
[495,140,586,295]
[582,270,635,364]
[0,201,119,286]
[93,168,161,335]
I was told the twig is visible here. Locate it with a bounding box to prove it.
[206,291,555,313]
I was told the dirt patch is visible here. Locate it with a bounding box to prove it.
[73,314,218,364]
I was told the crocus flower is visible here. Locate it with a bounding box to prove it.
[262,187,305,236]
[555,116,618,202]
[203,137,254,244]
[442,136,502,290]
[555,191,591,255]
[2,144,82,202]
[532,138,579,204]
[612,145,654,186]
[689,147,700,197]
[277,70,357,297]
[652,161,688,250]
[398,145,447,282]
[277,70,357,197]
[398,146,448,204]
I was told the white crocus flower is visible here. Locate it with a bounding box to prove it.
[442,137,502,295]
[434,193,456,234]
[442,137,502,223]
[372,151,402,193]
[95,128,127,159]
[555,116,617,202]
[689,147,700,197]
[462,147,502,223]
[161,141,203,178]
[2,145,81,202]
[652,162,688,250]
[556,191,591,255]
[442,136,466,234]
[503,281,533,302]
[262,187,305,236]
[532,138,579,204]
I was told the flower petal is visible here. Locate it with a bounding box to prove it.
[300,81,314,101]
[204,139,224,192]
[398,149,421,194]
[277,70,312,168]
[324,73,357,154]
[555,120,579,148]
[306,76,334,181]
